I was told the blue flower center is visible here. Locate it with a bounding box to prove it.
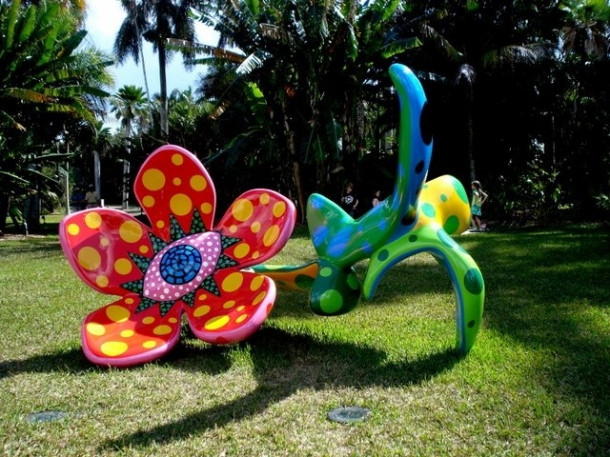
[159,244,202,285]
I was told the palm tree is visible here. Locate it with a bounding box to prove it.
[110,85,148,208]
[194,0,414,219]
[560,0,610,59]
[0,0,112,232]
[114,0,197,138]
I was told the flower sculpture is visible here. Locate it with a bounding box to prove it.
[60,145,296,367]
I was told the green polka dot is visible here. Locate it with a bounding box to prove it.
[347,272,359,290]
[320,267,333,278]
[453,180,469,204]
[319,289,343,314]
[408,235,418,242]
[378,249,389,261]
[443,215,460,234]
[440,194,448,202]
[464,268,484,295]
[422,203,436,218]
[467,320,476,328]
[295,274,315,290]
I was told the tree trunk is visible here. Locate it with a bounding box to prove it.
[158,41,169,139]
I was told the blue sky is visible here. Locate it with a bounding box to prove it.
[83,0,218,96]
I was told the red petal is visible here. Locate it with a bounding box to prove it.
[81,296,182,367]
[59,209,153,295]
[134,145,216,241]
[216,190,296,268]
[183,271,276,344]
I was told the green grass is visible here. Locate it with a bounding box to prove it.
[1,225,609,456]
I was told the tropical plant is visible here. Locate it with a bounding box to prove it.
[114,0,198,138]
[0,0,112,233]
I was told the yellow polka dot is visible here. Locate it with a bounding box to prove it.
[229,225,237,233]
[252,291,266,306]
[78,247,101,271]
[198,294,207,301]
[236,314,248,324]
[237,305,246,312]
[142,168,165,191]
[260,193,270,205]
[100,341,128,357]
[114,258,132,275]
[232,198,254,222]
[194,305,210,317]
[252,251,260,259]
[173,177,181,186]
[143,340,157,349]
[120,329,134,338]
[251,221,261,233]
[233,243,250,259]
[96,275,109,288]
[171,153,184,166]
[125,298,134,305]
[85,212,102,229]
[67,223,80,236]
[153,325,172,336]
[222,272,244,293]
[100,237,110,247]
[201,202,213,214]
[142,316,155,325]
[142,195,155,207]
[190,175,207,191]
[119,221,143,243]
[169,317,178,324]
[170,193,192,216]
[204,315,230,330]
[139,245,149,254]
[156,220,165,229]
[263,225,280,246]
[86,322,105,336]
[273,201,286,217]
[250,276,264,291]
[106,305,130,323]
[223,300,236,309]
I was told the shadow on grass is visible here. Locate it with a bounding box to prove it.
[99,328,460,450]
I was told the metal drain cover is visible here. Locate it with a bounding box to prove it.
[327,406,371,424]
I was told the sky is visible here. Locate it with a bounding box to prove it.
[83,0,219,97]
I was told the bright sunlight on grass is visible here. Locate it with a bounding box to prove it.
[1,225,609,456]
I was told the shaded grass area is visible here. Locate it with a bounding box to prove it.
[1,225,609,456]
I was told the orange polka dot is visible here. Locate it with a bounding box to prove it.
[142,169,165,191]
[204,315,230,330]
[119,221,143,243]
[252,291,266,305]
[170,194,192,216]
[232,198,254,222]
[139,245,149,254]
[67,223,80,236]
[114,258,132,275]
[190,175,207,191]
[85,212,102,229]
[142,316,155,325]
[171,153,184,166]
[142,196,155,207]
[233,243,250,259]
[251,221,261,233]
[78,247,101,271]
[273,201,286,217]
[156,220,165,229]
[125,298,135,305]
[250,275,264,291]
[173,177,181,186]
[236,314,248,324]
[222,272,244,292]
[201,202,213,214]
[263,225,280,246]
[223,300,236,309]
[260,193,270,205]
[96,275,109,288]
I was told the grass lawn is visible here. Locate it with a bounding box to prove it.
[1,223,609,456]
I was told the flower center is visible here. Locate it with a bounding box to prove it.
[160,245,202,285]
